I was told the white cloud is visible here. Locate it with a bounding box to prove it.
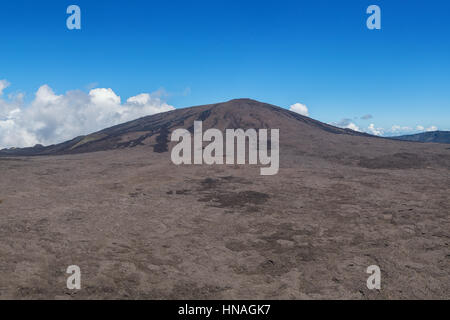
[390,125,413,133]
[289,102,309,116]
[367,123,383,136]
[332,120,439,137]
[0,81,175,149]
[416,125,425,131]
[383,124,438,136]
[334,118,361,132]
[0,80,10,96]
[345,122,361,132]
[414,125,438,132]
[89,88,121,106]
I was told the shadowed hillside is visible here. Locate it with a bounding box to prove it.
[390,131,450,144]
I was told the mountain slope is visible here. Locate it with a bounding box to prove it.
[0,98,373,156]
[390,131,450,144]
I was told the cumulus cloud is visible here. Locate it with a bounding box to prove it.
[331,118,439,137]
[334,118,361,132]
[425,125,438,132]
[289,103,309,116]
[361,114,373,120]
[390,125,413,133]
[0,82,175,149]
[384,124,438,136]
[367,123,383,136]
[414,125,438,132]
[345,122,361,132]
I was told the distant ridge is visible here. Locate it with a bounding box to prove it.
[390,131,450,144]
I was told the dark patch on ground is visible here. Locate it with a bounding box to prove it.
[198,191,269,209]
[175,189,190,195]
[0,158,28,161]
[198,176,252,191]
[153,126,170,153]
[433,153,450,168]
[129,192,141,198]
[197,109,211,121]
[199,178,221,190]
[118,133,152,148]
[166,189,191,195]
[219,176,252,184]
[358,153,427,169]
[196,177,264,210]
[254,257,298,276]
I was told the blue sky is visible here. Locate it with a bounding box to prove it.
[0,0,449,147]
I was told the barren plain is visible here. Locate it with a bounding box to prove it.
[0,99,448,299]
